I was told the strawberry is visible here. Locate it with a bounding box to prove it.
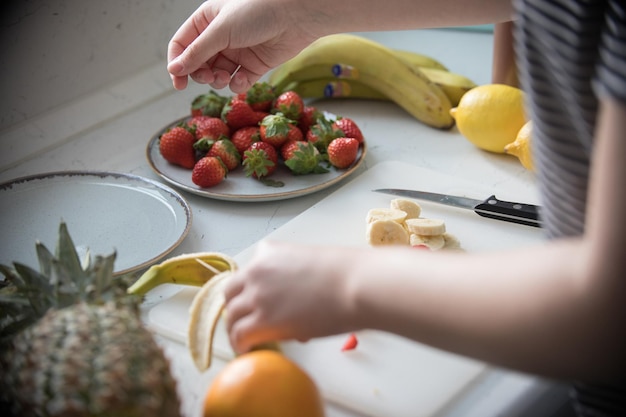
[341,333,358,351]
[333,117,364,144]
[280,140,303,161]
[260,113,302,148]
[221,97,262,130]
[242,141,278,179]
[306,116,344,153]
[207,138,241,171]
[327,137,360,169]
[281,140,328,175]
[272,91,304,120]
[298,105,323,136]
[242,81,276,112]
[191,90,228,117]
[230,126,261,153]
[192,156,227,187]
[189,116,230,141]
[158,125,197,169]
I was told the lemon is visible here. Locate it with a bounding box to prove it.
[505,120,534,171]
[450,84,527,153]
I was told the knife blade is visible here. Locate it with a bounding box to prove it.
[373,188,541,227]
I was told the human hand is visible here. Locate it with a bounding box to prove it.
[167,0,319,93]
[224,240,355,353]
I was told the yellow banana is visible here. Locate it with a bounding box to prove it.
[268,34,454,129]
[406,67,476,106]
[289,68,475,106]
[289,78,388,101]
[392,49,449,71]
[127,252,238,296]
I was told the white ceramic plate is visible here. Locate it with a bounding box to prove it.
[146,116,367,202]
[0,171,192,275]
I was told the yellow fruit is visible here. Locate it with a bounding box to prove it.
[203,350,325,417]
[505,120,534,171]
[450,84,527,153]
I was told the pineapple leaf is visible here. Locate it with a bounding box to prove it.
[35,238,54,278]
[55,221,87,291]
[12,263,54,314]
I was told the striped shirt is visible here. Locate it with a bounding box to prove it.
[513,0,626,415]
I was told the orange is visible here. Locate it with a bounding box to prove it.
[203,350,325,417]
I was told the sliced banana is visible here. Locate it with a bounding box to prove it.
[367,219,410,246]
[410,233,446,250]
[405,218,446,236]
[366,208,407,224]
[442,232,463,250]
[188,271,231,372]
[389,198,421,219]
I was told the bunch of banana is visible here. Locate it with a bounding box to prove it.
[127,252,238,296]
[366,198,462,250]
[287,66,475,108]
[268,34,456,129]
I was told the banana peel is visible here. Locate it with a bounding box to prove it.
[127,252,238,296]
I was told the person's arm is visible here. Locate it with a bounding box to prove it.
[225,97,626,381]
[167,0,513,92]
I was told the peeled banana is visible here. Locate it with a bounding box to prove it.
[188,271,231,371]
[127,252,238,296]
[269,34,454,129]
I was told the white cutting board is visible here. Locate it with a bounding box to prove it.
[149,161,544,417]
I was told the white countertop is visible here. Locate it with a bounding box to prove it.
[0,28,570,417]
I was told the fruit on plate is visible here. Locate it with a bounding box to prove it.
[0,222,182,416]
[243,141,280,179]
[268,33,454,129]
[159,124,197,169]
[327,137,360,169]
[450,84,527,154]
[157,86,365,188]
[127,251,238,296]
[366,198,462,251]
[203,350,326,417]
[505,120,534,171]
[272,90,305,121]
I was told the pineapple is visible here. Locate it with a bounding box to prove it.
[0,222,182,417]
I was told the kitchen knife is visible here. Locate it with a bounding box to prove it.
[373,188,541,227]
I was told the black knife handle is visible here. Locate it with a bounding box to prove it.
[474,195,541,228]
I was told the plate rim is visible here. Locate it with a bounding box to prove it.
[146,116,367,202]
[0,170,193,275]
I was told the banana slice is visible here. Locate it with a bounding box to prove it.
[367,219,410,246]
[389,198,422,219]
[442,232,463,250]
[409,233,445,250]
[405,218,446,236]
[366,208,407,224]
[188,271,232,372]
